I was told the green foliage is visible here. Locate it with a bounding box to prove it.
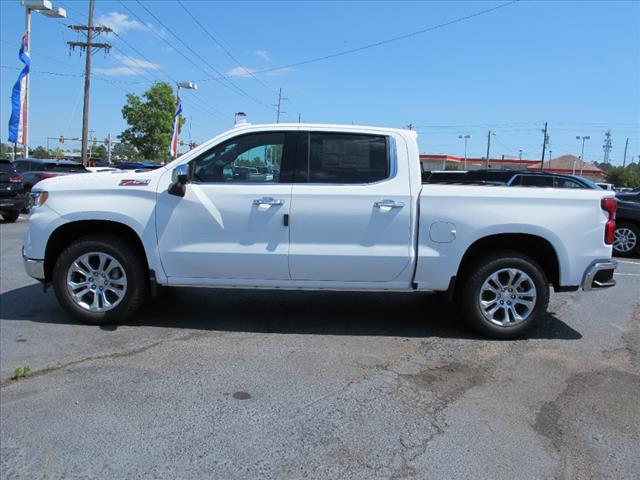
[30,146,50,159]
[11,366,30,380]
[606,164,640,188]
[119,82,182,162]
[49,147,65,159]
[90,144,107,159]
[112,142,141,161]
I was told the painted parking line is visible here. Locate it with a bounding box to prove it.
[614,273,640,277]
[616,259,640,265]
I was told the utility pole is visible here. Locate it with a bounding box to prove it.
[602,130,612,164]
[273,87,286,123]
[67,0,111,166]
[485,130,492,167]
[107,133,112,164]
[407,123,414,131]
[298,113,301,123]
[622,137,629,167]
[540,122,548,172]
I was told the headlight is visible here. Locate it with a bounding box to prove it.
[30,190,49,208]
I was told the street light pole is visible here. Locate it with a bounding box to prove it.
[459,134,471,170]
[171,81,197,159]
[576,135,590,176]
[20,1,67,158]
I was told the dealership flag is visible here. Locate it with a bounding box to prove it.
[8,33,30,145]
[169,95,182,158]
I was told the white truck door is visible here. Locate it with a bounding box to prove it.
[289,132,412,282]
[156,131,295,281]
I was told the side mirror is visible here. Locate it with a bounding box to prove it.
[169,164,189,197]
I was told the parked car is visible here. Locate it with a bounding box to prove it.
[23,123,617,339]
[13,158,88,194]
[615,188,640,203]
[613,199,640,257]
[596,182,614,191]
[424,169,602,189]
[0,159,27,222]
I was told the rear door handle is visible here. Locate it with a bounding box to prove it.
[374,199,404,209]
[253,197,284,206]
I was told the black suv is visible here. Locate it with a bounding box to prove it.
[13,158,88,194]
[424,169,600,189]
[0,159,27,223]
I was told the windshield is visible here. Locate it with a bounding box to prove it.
[578,177,601,189]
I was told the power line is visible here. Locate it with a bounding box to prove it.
[176,0,271,92]
[192,0,519,82]
[176,0,302,119]
[133,0,275,111]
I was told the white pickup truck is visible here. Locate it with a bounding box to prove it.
[23,123,618,338]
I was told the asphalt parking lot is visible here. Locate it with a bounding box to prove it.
[1,217,639,480]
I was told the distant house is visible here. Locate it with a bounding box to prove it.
[526,154,606,180]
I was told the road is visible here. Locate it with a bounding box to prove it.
[1,218,639,480]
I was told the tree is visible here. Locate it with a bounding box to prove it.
[119,82,182,162]
[90,144,107,159]
[49,147,65,159]
[606,165,640,188]
[30,146,50,158]
[112,142,140,161]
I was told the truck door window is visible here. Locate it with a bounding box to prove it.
[307,133,388,184]
[192,132,286,183]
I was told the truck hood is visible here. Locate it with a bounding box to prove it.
[33,167,166,192]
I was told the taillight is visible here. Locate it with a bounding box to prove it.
[9,175,22,183]
[601,197,617,245]
[37,172,58,181]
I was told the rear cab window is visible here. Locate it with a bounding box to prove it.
[299,132,389,184]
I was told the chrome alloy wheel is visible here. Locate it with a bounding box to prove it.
[614,227,637,253]
[478,268,537,327]
[66,252,127,312]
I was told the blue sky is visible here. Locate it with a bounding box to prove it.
[1,0,638,162]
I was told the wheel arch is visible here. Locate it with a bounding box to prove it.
[44,220,150,282]
[455,233,561,291]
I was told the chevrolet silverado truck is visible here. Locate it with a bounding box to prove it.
[22,124,618,338]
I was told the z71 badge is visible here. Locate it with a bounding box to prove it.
[119,179,151,187]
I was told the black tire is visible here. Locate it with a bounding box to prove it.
[457,250,549,339]
[53,234,148,325]
[1,210,19,223]
[613,221,640,258]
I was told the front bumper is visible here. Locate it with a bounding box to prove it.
[22,247,45,281]
[581,259,617,291]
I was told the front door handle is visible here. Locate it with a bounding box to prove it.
[374,199,404,209]
[253,197,284,206]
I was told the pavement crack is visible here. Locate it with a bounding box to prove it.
[0,331,213,387]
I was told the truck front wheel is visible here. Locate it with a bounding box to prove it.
[458,251,549,339]
[52,234,147,324]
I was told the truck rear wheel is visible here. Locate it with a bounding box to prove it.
[458,251,549,339]
[53,234,147,325]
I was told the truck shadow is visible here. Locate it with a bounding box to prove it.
[0,283,582,340]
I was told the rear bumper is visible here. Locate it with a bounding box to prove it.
[22,247,45,281]
[581,259,617,291]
